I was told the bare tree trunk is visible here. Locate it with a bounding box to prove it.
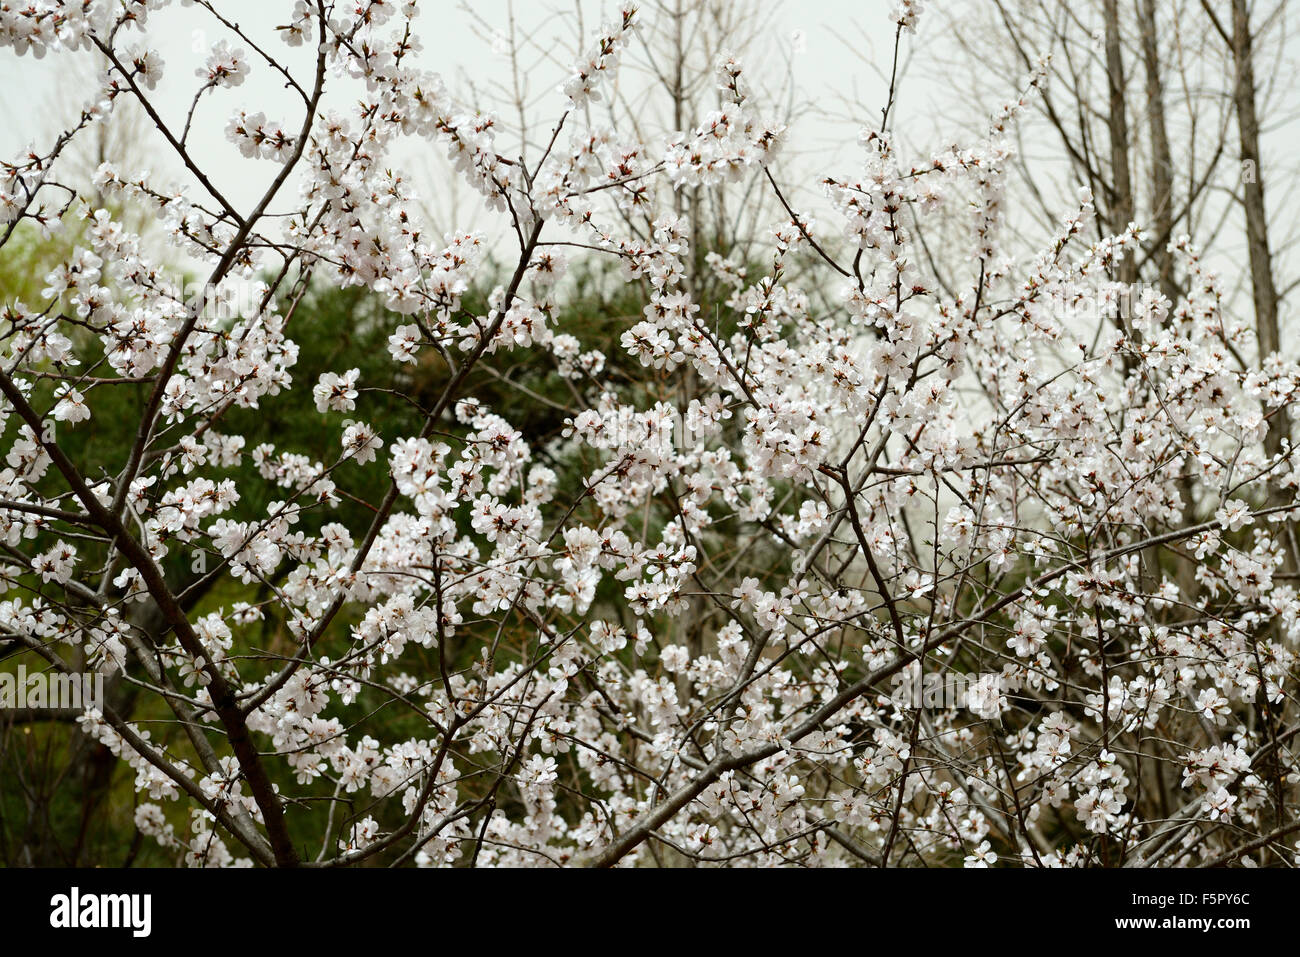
[1103,0,1136,287]
[1137,0,1177,303]
[1138,0,1200,605]
[1229,0,1291,463]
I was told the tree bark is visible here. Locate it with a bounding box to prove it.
[1138,0,1177,303]
[1229,0,1290,462]
[1103,0,1136,287]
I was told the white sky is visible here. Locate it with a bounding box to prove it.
[0,1,933,233]
[1,0,1298,319]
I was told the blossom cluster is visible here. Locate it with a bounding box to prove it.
[0,0,1297,869]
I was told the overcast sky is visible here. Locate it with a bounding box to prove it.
[2,0,1298,301]
[0,1,938,237]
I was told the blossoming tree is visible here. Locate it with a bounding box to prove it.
[1,0,1298,867]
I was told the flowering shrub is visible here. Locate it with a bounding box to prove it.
[1,0,1298,868]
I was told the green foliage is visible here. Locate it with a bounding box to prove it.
[0,230,793,863]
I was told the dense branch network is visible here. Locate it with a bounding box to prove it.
[0,0,1297,868]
